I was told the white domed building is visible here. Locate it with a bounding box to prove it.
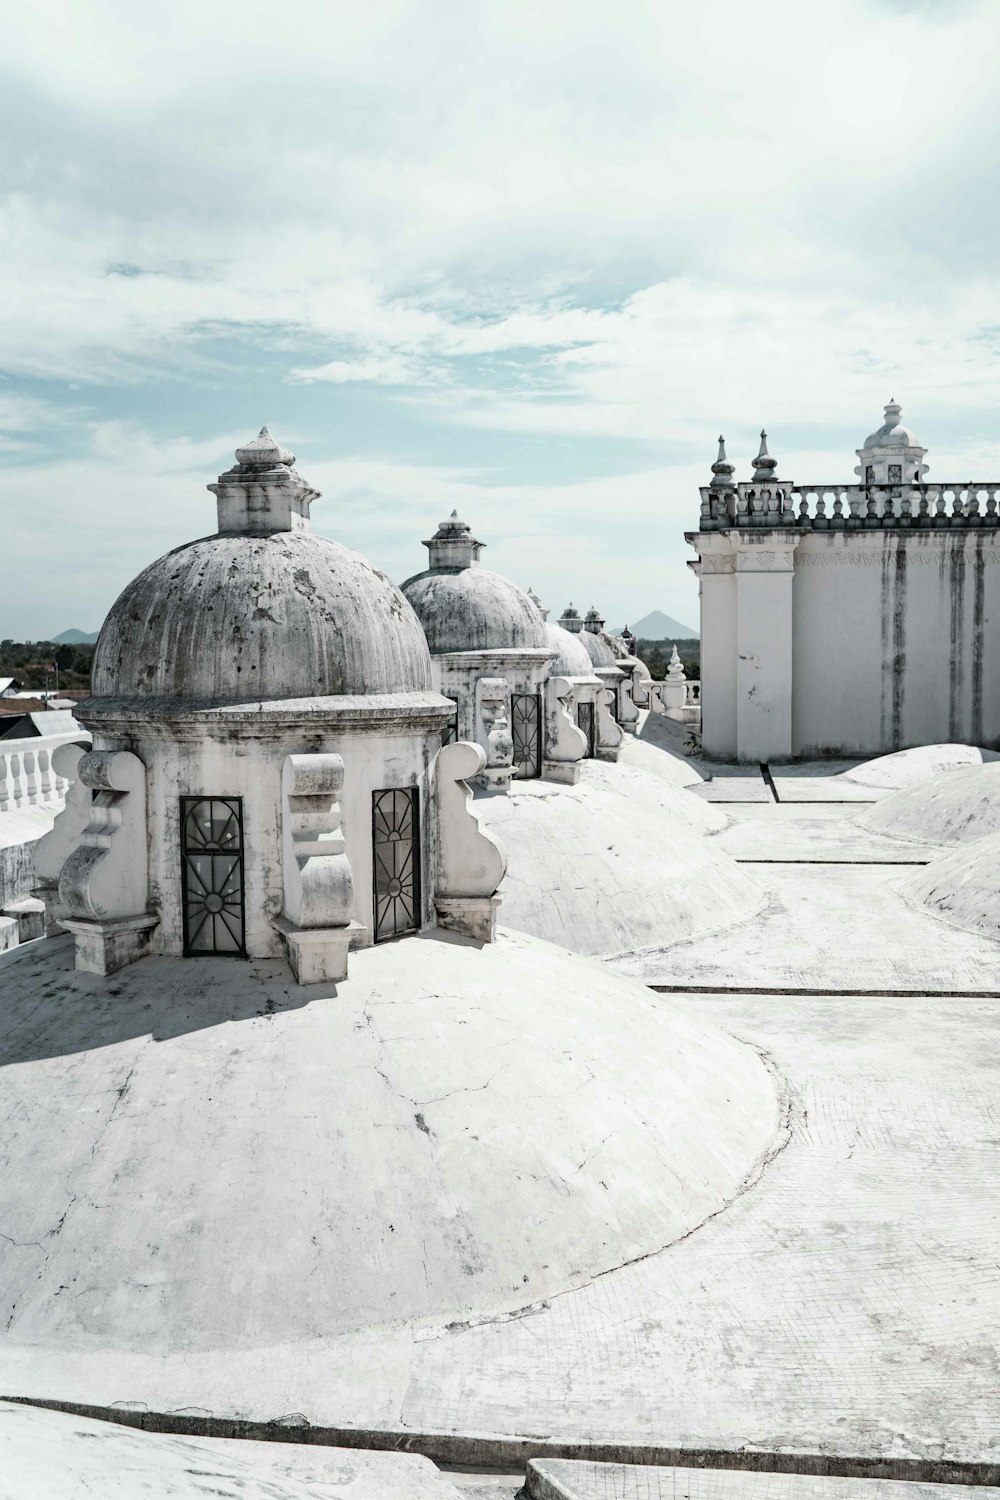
[0,428,783,1433]
[38,429,513,980]
[401,512,558,791]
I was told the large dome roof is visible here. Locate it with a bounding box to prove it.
[0,930,778,1359]
[402,567,549,655]
[93,530,432,702]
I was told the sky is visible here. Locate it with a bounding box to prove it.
[3,0,1000,639]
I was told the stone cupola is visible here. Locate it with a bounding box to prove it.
[855,400,929,487]
[402,514,557,791]
[43,429,508,981]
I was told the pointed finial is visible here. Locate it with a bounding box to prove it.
[710,433,735,490]
[526,584,548,620]
[751,427,778,481]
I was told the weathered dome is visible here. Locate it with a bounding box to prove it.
[545,621,595,678]
[401,512,549,655]
[91,432,433,703]
[93,530,432,702]
[861,399,923,452]
[579,627,618,670]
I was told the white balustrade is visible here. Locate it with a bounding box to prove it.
[0,732,90,815]
[698,482,1000,531]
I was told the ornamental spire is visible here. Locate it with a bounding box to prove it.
[526,585,548,621]
[752,429,779,483]
[710,435,735,491]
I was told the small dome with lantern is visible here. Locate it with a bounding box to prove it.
[855,400,929,486]
[401,512,549,655]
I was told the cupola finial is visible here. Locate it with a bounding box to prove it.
[751,428,779,482]
[710,434,735,490]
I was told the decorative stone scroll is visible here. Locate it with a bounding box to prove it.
[542,675,586,785]
[433,740,507,943]
[32,741,92,934]
[58,749,158,975]
[596,685,624,762]
[274,753,361,985]
[475,677,514,792]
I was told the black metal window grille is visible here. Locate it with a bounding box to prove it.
[577,700,596,757]
[888,463,902,485]
[510,693,542,779]
[865,464,875,485]
[180,796,246,956]
[441,700,460,747]
[372,787,421,943]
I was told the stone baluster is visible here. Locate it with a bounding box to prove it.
[814,494,828,530]
[797,494,810,527]
[274,752,361,984]
[831,493,845,528]
[0,749,12,814]
[865,488,879,526]
[899,489,913,524]
[59,749,158,974]
[433,740,507,943]
[951,490,966,525]
[987,490,998,523]
[934,489,948,527]
[736,488,750,526]
[847,491,862,527]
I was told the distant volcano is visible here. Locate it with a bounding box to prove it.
[609,609,698,639]
[51,628,99,644]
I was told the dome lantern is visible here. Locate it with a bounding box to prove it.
[855,399,929,486]
[209,426,320,535]
[423,510,483,571]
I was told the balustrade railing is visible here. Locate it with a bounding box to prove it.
[699,483,1000,531]
[0,732,88,815]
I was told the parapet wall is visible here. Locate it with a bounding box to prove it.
[688,527,1000,761]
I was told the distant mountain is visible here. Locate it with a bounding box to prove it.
[610,610,698,640]
[52,628,100,644]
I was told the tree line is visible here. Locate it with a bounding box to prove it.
[633,637,699,681]
[0,641,96,693]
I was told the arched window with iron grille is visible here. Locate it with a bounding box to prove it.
[372,787,421,942]
[180,796,246,956]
